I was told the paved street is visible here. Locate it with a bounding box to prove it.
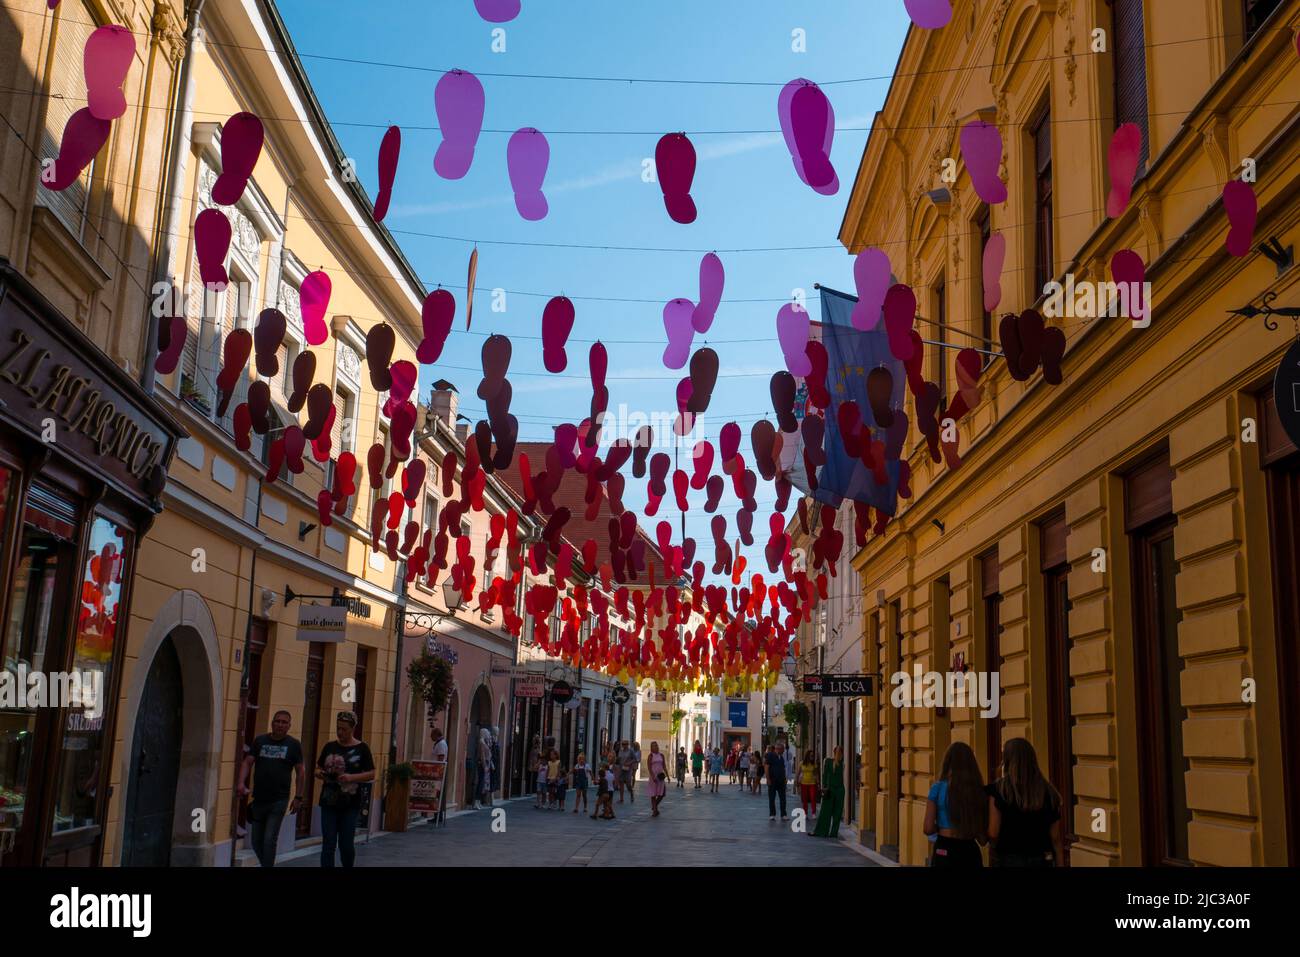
[287,778,879,867]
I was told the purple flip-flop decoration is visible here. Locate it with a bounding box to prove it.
[693,252,724,333]
[883,284,917,362]
[851,247,891,331]
[1223,180,1257,258]
[662,297,695,370]
[656,133,697,224]
[212,112,264,206]
[778,79,838,196]
[508,127,549,221]
[474,0,520,22]
[983,231,1005,313]
[418,288,455,364]
[44,108,110,191]
[904,0,952,29]
[776,303,812,376]
[542,295,575,373]
[434,69,485,181]
[960,120,1007,205]
[300,270,332,346]
[373,125,400,223]
[84,24,134,121]
[1106,122,1142,219]
[194,208,231,288]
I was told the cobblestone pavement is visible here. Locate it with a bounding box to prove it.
[286,776,879,867]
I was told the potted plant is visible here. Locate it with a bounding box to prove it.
[670,708,686,738]
[384,762,415,832]
[407,651,453,722]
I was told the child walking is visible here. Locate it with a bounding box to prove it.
[534,749,550,809]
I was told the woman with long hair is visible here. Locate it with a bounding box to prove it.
[810,746,845,837]
[987,737,1063,867]
[647,741,668,816]
[923,741,987,867]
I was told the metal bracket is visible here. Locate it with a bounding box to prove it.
[1228,291,1300,332]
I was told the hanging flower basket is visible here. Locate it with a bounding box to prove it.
[407,650,453,723]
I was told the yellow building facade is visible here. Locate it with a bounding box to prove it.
[843,0,1300,866]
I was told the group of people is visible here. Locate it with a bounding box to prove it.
[527,737,672,820]
[924,737,1063,867]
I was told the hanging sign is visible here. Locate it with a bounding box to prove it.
[515,674,545,699]
[297,603,347,642]
[551,680,574,704]
[1274,339,1300,449]
[611,685,630,705]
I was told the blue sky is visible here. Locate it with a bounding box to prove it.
[278,0,911,573]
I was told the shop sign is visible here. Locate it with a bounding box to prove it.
[551,680,574,704]
[728,701,748,726]
[0,279,178,504]
[409,759,446,813]
[802,674,825,694]
[1274,339,1300,449]
[515,674,545,699]
[297,603,347,642]
[821,674,874,696]
[611,685,630,704]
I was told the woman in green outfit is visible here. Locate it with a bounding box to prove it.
[811,746,845,837]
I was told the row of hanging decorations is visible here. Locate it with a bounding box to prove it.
[40,1,1272,687]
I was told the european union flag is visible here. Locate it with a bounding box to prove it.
[788,286,904,515]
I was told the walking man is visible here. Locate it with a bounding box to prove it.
[236,709,305,867]
[765,742,788,821]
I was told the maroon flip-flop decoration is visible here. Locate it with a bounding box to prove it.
[904,0,952,29]
[632,426,653,478]
[288,350,315,413]
[1040,324,1067,386]
[851,248,890,331]
[866,367,895,427]
[771,371,798,433]
[805,340,830,409]
[883,283,917,362]
[704,475,724,513]
[673,469,690,511]
[366,323,396,392]
[83,24,134,121]
[960,119,1007,205]
[837,401,863,458]
[265,438,285,484]
[367,442,386,490]
[233,404,253,452]
[247,380,271,435]
[477,334,512,401]
[303,383,333,441]
[154,315,186,375]
[693,252,724,333]
[212,112,264,206]
[687,347,719,414]
[215,329,251,418]
[719,421,741,467]
[311,406,335,462]
[300,270,331,346]
[1106,122,1142,218]
[387,360,418,415]
[662,297,695,370]
[373,125,401,223]
[434,69,485,180]
[656,133,697,224]
[283,426,306,475]
[1110,248,1149,327]
[417,288,455,364]
[751,420,777,481]
[253,308,286,378]
[1223,180,1257,257]
[690,440,714,489]
[542,295,575,372]
[195,208,232,288]
[778,79,838,195]
[999,313,1027,381]
[801,415,826,466]
[44,108,110,191]
[508,128,549,221]
[675,377,694,437]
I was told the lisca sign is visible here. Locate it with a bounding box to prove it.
[802,674,875,697]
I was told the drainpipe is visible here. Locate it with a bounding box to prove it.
[142,0,207,394]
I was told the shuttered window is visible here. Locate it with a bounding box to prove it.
[218,266,251,434]
[1110,0,1149,172]
[36,1,98,238]
[180,241,204,393]
[1031,102,1053,297]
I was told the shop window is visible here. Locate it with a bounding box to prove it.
[1040,511,1075,862]
[1109,0,1150,173]
[1030,100,1053,298]
[35,1,99,240]
[49,515,130,835]
[980,549,1004,781]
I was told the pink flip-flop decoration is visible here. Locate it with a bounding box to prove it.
[960,120,1007,205]
[474,0,520,22]
[542,295,575,373]
[904,0,952,29]
[434,69,485,180]
[211,112,264,206]
[45,108,110,191]
[387,360,418,412]
[656,133,697,224]
[418,288,455,364]
[83,25,134,121]
[883,283,917,361]
[300,270,332,346]
[693,252,724,333]
[778,79,838,195]
[1106,122,1142,219]
[1223,180,1257,258]
[508,127,549,221]
[851,247,891,331]
[776,303,812,376]
[373,125,400,223]
[194,208,232,288]
[1110,248,1149,327]
[982,231,1005,313]
[719,421,741,466]
[663,297,695,370]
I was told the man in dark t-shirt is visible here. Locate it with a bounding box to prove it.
[236,710,305,867]
[765,743,788,820]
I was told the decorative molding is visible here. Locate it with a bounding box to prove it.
[1060,0,1077,106]
[338,342,362,387]
[1197,112,1232,184]
[1137,194,1163,260]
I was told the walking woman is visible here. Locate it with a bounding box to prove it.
[315,711,376,867]
[737,747,751,790]
[691,741,705,788]
[647,742,668,816]
[810,746,845,838]
[675,747,687,788]
[798,749,819,818]
[987,737,1063,867]
[923,741,987,867]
